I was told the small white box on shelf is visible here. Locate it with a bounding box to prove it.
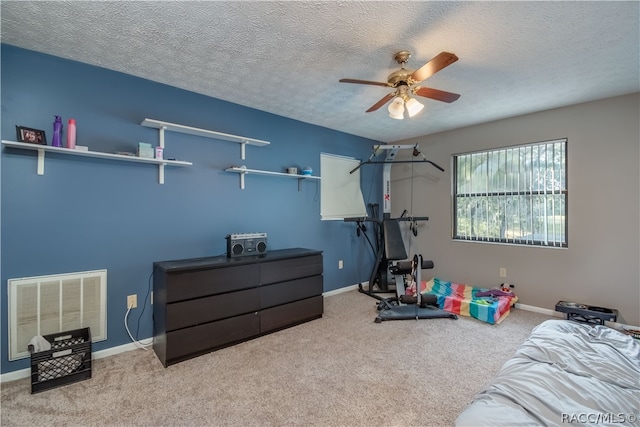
[138,142,154,158]
[138,148,154,158]
[74,146,89,152]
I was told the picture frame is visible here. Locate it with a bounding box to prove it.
[16,125,47,145]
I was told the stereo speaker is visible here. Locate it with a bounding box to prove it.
[226,233,268,258]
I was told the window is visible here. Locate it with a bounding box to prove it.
[453,139,567,247]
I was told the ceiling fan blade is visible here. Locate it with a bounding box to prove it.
[339,78,390,87]
[366,93,395,112]
[410,52,459,83]
[414,86,460,103]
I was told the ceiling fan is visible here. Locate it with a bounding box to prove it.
[339,50,460,119]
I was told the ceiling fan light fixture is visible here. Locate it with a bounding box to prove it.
[339,50,460,117]
[388,96,405,119]
[405,97,424,117]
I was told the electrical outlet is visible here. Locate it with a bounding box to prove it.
[127,294,137,309]
[338,260,344,269]
[499,268,507,278]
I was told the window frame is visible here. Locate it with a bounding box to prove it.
[452,138,568,248]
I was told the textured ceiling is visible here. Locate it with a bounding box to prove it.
[1,1,638,143]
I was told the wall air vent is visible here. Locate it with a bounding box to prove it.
[8,270,107,361]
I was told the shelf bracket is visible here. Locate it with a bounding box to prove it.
[158,164,165,184]
[157,126,166,184]
[240,141,247,160]
[239,170,246,189]
[159,126,166,149]
[37,148,45,175]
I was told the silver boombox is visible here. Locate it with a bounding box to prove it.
[226,232,268,258]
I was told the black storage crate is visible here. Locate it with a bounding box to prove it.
[29,327,92,394]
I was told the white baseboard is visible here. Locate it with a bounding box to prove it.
[0,341,145,384]
[515,302,637,330]
[2,285,365,383]
[323,283,360,297]
[4,289,634,383]
[514,303,564,317]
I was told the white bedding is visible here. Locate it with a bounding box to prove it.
[455,319,640,426]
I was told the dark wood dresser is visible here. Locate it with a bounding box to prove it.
[152,248,323,367]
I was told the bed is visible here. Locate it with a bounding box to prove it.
[421,277,518,324]
[455,319,640,426]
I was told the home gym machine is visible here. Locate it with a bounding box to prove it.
[345,144,457,322]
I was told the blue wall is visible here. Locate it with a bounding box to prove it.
[0,45,382,373]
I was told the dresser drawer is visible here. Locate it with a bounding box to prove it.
[166,264,259,302]
[166,288,260,331]
[166,313,260,362]
[261,295,323,333]
[260,275,322,309]
[260,254,323,285]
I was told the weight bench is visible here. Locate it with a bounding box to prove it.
[374,220,457,323]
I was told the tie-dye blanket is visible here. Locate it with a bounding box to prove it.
[420,277,518,324]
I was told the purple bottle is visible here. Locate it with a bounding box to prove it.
[52,116,63,147]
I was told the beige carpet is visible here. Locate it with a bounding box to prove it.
[1,290,552,426]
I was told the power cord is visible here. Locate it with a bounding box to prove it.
[124,307,152,350]
[136,272,154,342]
[123,271,154,350]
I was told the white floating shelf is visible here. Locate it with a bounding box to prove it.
[225,166,320,190]
[2,140,191,184]
[141,118,269,160]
